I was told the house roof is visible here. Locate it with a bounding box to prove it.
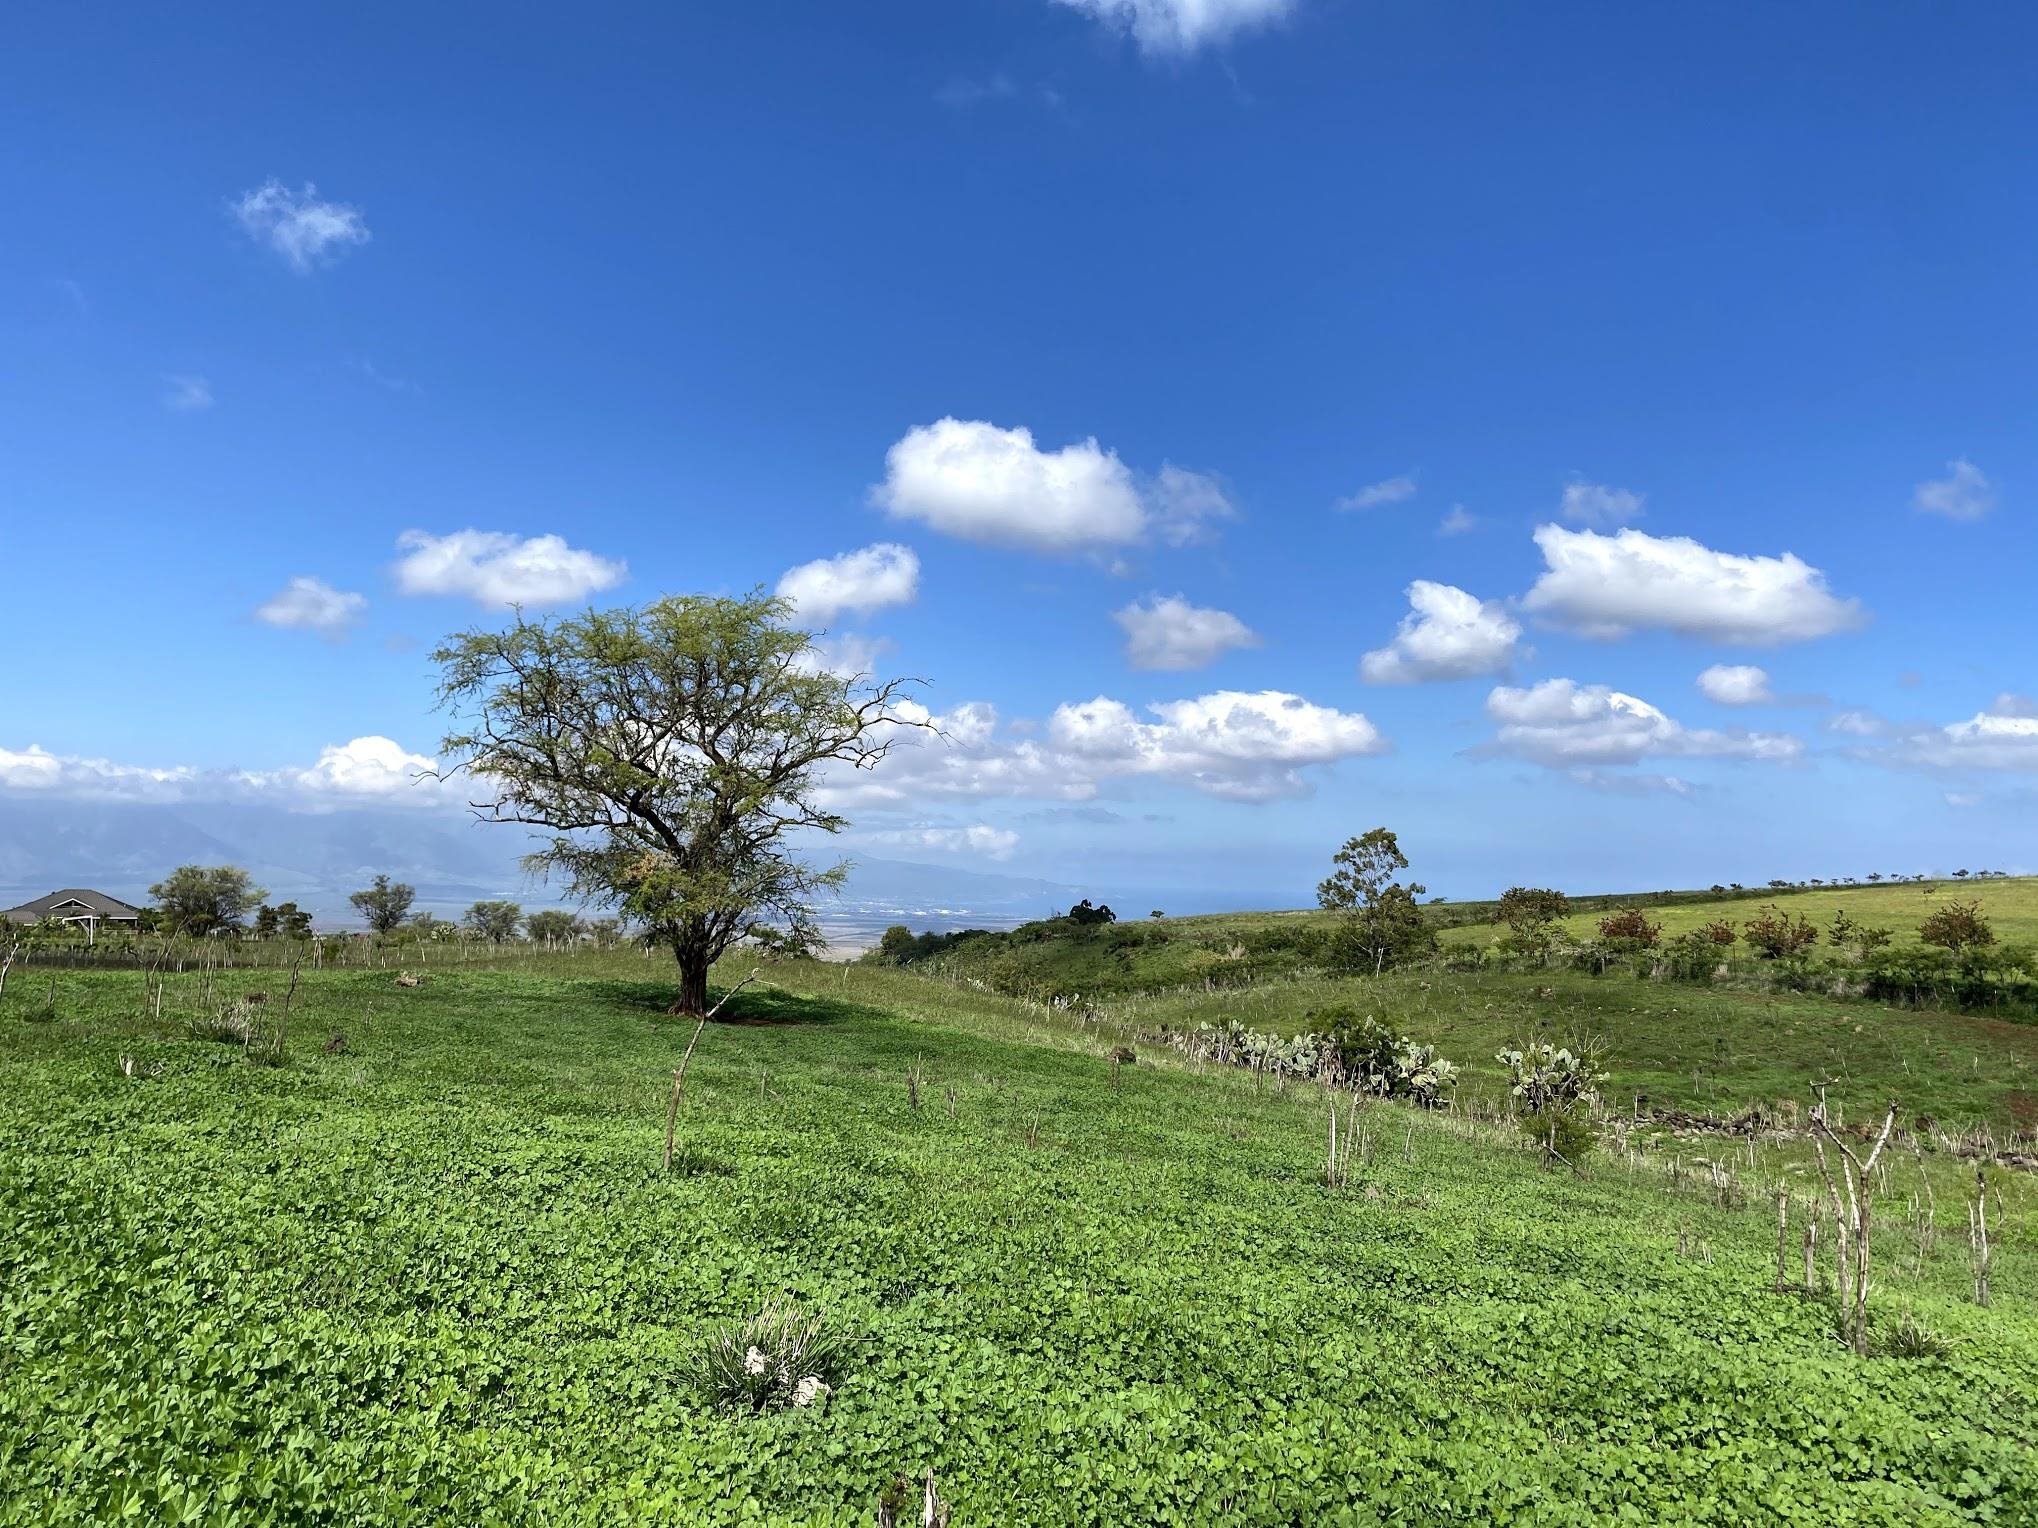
[0,888,144,924]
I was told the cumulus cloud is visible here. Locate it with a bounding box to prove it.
[1884,703,2038,773]
[1052,0,1295,54]
[288,736,440,799]
[164,374,214,412]
[393,530,626,607]
[1560,481,1644,526]
[1522,525,1864,644]
[256,576,367,634]
[0,744,200,800]
[0,736,446,808]
[871,418,1233,553]
[1913,459,1994,522]
[1049,689,1386,800]
[776,543,919,627]
[1336,474,1416,512]
[231,180,371,272]
[870,823,1021,860]
[1113,595,1259,670]
[1482,678,1802,769]
[1696,664,1774,706]
[1360,581,1520,684]
[828,688,1384,807]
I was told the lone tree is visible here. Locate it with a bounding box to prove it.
[525,909,584,945]
[349,874,416,934]
[433,591,923,1014]
[1318,827,1435,975]
[150,865,266,937]
[253,901,314,940]
[463,900,524,943]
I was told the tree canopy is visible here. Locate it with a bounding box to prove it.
[1317,828,1434,975]
[149,865,266,937]
[349,874,416,935]
[432,591,923,1012]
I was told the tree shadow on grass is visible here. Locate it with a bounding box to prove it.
[583,979,874,1028]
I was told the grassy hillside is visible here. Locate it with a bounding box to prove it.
[2,955,2035,1523]
[1439,877,2038,951]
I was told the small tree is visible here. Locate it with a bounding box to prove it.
[149,865,266,938]
[1596,908,1661,950]
[525,909,584,945]
[1744,904,1818,959]
[1497,887,1570,955]
[875,924,916,964]
[1066,899,1116,927]
[1318,828,1435,975]
[464,900,524,943]
[433,591,923,1015]
[349,874,416,934]
[1920,900,1994,952]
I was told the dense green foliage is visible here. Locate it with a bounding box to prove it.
[2,952,2035,1522]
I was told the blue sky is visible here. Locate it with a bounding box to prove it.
[3,0,2036,903]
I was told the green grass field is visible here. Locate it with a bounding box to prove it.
[2,953,2034,1523]
[1436,877,2038,952]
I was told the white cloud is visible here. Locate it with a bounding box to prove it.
[1825,709,1889,738]
[164,374,213,412]
[256,576,367,634]
[870,823,1021,860]
[874,418,1145,552]
[1049,689,1386,800]
[1889,707,2038,773]
[393,530,626,607]
[1946,792,1982,808]
[1113,595,1259,670]
[1437,505,1476,537]
[1149,464,1238,546]
[828,688,1384,807]
[1696,664,1774,706]
[286,736,441,800]
[1052,0,1295,54]
[1913,459,1994,522]
[0,735,446,807]
[1560,481,1645,526]
[1522,524,1864,644]
[1482,678,1802,769]
[776,543,919,627]
[1336,474,1417,512]
[1360,581,1520,684]
[231,180,371,272]
[871,418,1233,553]
[0,744,199,799]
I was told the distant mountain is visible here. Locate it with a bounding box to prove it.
[0,798,534,921]
[0,799,1105,944]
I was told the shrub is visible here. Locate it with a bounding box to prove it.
[1519,1107,1598,1163]
[687,1298,846,1413]
[1496,1041,1606,1115]
[1066,899,1117,927]
[1743,905,1818,959]
[1920,900,1995,952]
[1697,920,1736,946]
[1596,909,1661,949]
[1664,930,1726,982]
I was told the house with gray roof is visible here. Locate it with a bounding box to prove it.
[0,888,144,933]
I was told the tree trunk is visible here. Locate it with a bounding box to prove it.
[669,945,711,1015]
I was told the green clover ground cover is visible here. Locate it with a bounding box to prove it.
[2,958,2035,1524]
